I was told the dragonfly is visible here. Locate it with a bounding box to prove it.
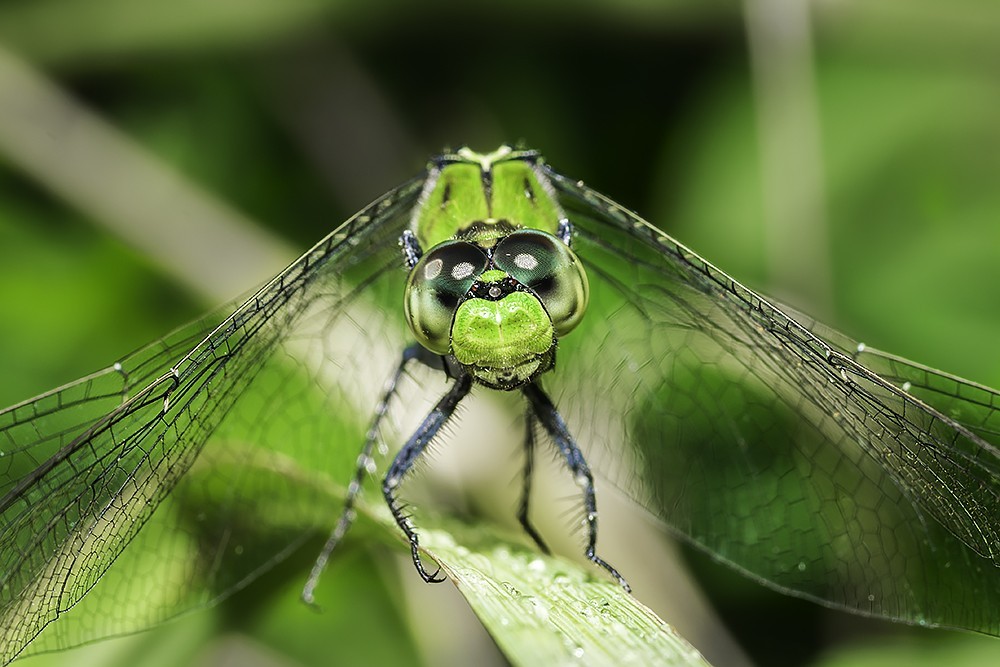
[2,145,1000,665]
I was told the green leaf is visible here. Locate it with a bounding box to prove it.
[418,518,711,667]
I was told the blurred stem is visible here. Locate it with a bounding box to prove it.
[744,0,833,317]
[0,44,296,304]
[260,39,421,206]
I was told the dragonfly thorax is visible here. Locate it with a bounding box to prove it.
[403,148,590,390]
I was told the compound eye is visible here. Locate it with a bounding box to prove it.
[493,230,589,335]
[404,241,489,353]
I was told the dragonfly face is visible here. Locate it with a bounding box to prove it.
[403,148,589,390]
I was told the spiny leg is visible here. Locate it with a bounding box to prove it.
[517,412,551,554]
[522,382,631,593]
[384,372,474,583]
[302,344,426,605]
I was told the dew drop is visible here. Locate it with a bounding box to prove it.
[459,568,485,590]
[522,596,549,622]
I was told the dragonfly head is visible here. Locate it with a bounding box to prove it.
[404,228,589,390]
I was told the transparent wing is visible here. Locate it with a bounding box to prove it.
[0,177,424,664]
[6,157,1000,667]
[546,167,1000,635]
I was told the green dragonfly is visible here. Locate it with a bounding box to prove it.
[2,146,1000,664]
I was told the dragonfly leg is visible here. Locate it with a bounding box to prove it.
[517,413,551,554]
[302,344,425,605]
[400,229,422,269]
[556,218,573,246]
[383,372,474,583]
[523,382,631,593]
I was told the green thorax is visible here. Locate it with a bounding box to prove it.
[410,146,564,250]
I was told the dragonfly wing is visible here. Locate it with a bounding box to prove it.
[0,178,423,663]
[547,168,1000,635]
[778,301,1000,447]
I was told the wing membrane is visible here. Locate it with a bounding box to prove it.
[547,167,1000,634]
[0,178,423,663]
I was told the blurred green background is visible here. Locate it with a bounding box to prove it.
[1,1,999,665]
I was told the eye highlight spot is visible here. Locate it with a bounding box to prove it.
[514,253,538,271]
[424,258,443,280]
[452,261,476,280]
